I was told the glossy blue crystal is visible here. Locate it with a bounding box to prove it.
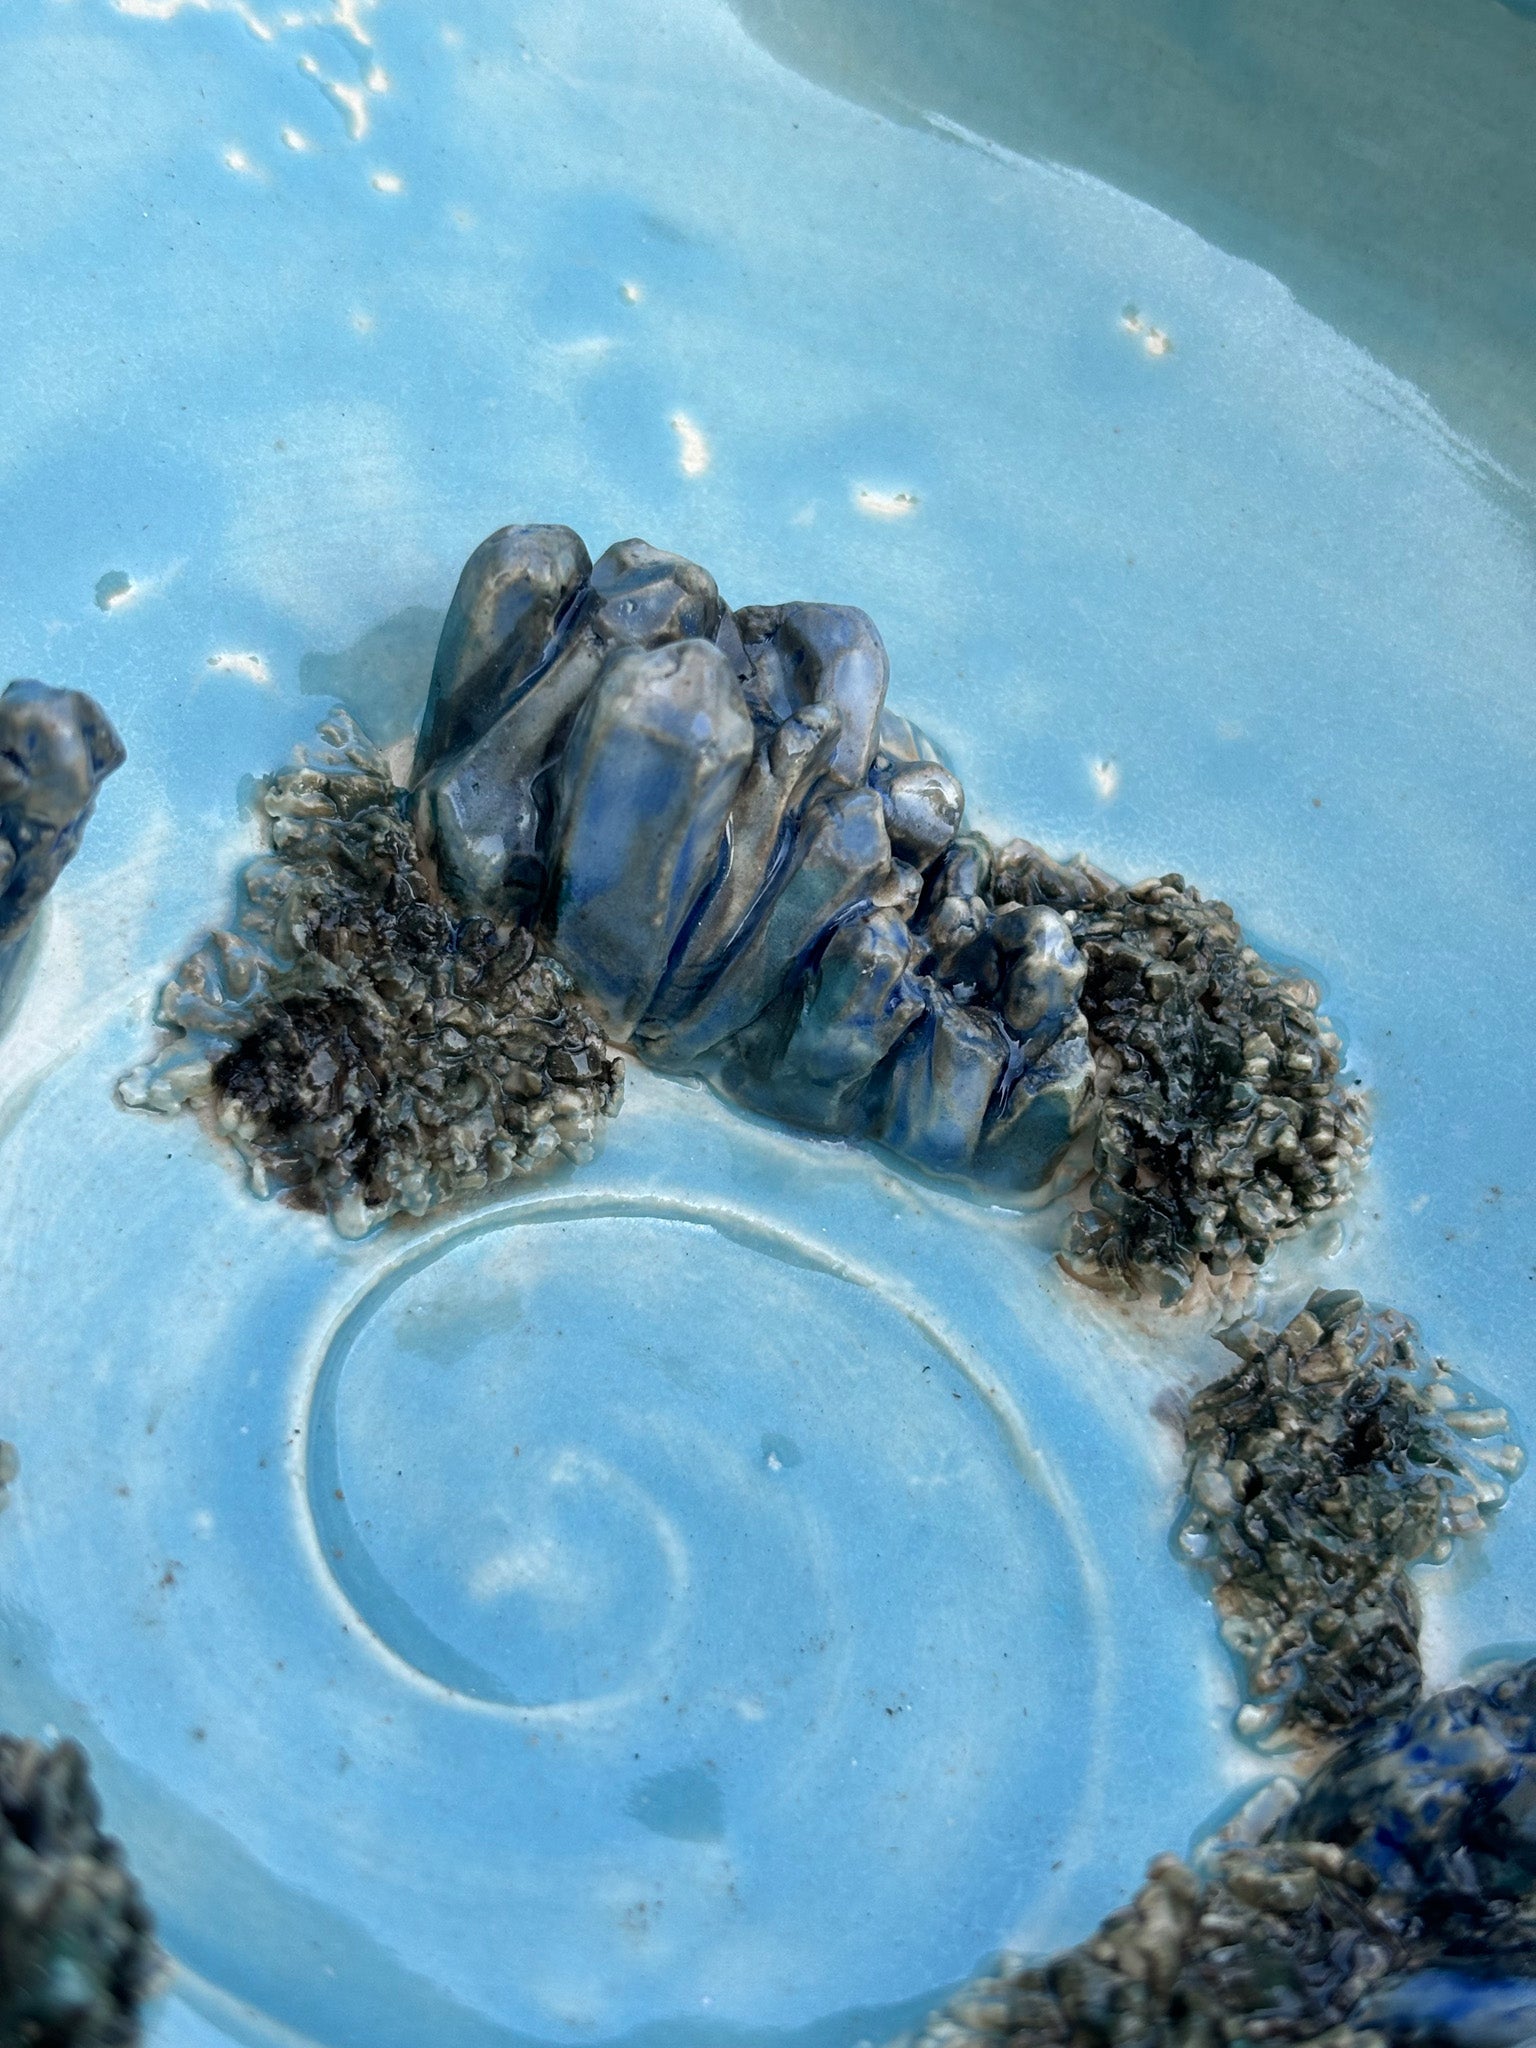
[413,530,1097,1193]
[735,603,888,788]
[1290,1657,1536,1897]
[548,638,754,1037]
[641,785,895,1066]
[411,523,592,779]
[414,540,721,917]
[718,905,924,1131]
[1356,1970,1536,2048]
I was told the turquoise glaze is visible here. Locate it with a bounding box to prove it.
[0,2,1532,2044]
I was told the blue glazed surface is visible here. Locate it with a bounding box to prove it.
[0,1,1533,2043]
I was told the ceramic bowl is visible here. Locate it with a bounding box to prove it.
[0,3,1532,2042]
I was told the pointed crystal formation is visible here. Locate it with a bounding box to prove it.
[719,905,923,1131]
[736,603,889,787]
[867,989,1010,1174]
[909,833,998,1002]
[548,639,753,1038]
[712,604,753,686]
[973,1021,1094,1189]
[639,786,893,1066]
[415,539,721,918]
[412,523,591,780]
[645,701,842,1030]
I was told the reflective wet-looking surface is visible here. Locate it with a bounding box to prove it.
[0,0,1533,2043]
[0,1055,1216,2043]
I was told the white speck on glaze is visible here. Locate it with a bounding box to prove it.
[855,487,919,518]
[670,413,711,478]
[206,651,273,687]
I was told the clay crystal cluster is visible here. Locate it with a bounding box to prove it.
[119,525,1365,1288]
[409,528,1097,1199]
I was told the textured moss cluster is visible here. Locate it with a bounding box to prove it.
[119,716,622,1236]
[1179,1291,1521,1745]
[903,1401,1534,2048]
[898,1288,1529,2048]
[988,841,1368,1301]
[913,1843,1396,2048]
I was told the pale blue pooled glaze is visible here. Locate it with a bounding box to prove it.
[0,1,1533,2044]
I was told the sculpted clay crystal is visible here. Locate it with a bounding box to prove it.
[124,522,1366,1295]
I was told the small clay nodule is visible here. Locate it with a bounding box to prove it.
[0,678,126,1004]
[0,1734,160,2048]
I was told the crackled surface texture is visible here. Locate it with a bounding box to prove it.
[0,1736,159,2048]
[120,715,621,1235]
[0,679,124,1011]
